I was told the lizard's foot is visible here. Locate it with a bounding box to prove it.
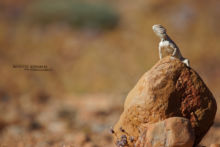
[182,59,190,67]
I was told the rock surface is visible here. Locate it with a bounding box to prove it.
[135,117,195,147]
[210,144,220,147]
[113,56,217,146]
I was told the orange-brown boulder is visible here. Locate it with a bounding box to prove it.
[113,56,217,147]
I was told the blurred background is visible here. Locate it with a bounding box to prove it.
[0,0,219,146]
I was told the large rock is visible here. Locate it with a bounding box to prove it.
[113,56,217,146]
[135,117,195,147]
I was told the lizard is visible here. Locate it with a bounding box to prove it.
[152,24,190,67]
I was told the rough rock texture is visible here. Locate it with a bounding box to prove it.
[113,56,217,146]
[135,117,195,147]
[210,144,220,147]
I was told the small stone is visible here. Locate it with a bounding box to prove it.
[135,117,195,147]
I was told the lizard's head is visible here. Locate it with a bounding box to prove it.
[152,24,167,39]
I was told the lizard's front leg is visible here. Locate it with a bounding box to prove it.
[172,47,177,57]
[159,45,162,59]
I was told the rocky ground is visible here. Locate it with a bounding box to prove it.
[0,91,219,147]
[0,93,121,147]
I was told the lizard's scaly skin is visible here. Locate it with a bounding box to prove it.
[152,24,190,67]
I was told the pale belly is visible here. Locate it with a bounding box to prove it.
[159,41,174,56]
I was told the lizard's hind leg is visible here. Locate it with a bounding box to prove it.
[182,58,190,67]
